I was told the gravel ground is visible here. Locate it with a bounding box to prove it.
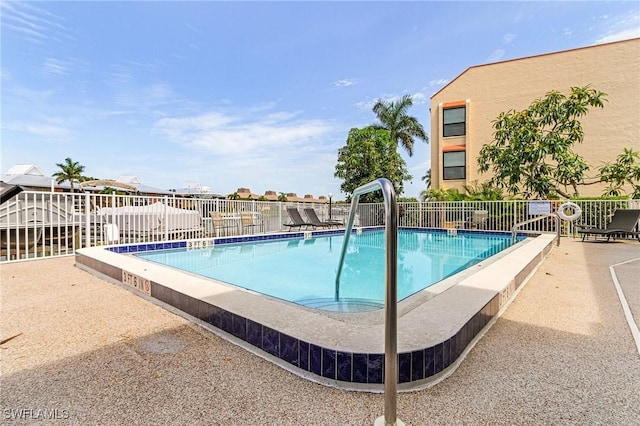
[1,238,639,425]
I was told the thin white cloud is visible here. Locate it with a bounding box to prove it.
[595,9,640,44]
[355,98,375,110]
[150,108,341,197]
[409,159,431,175]
[184,22,202,34]
[3,120,73,141]
[153,110,334,156]
[411,92,428,105]
[356,90,431,110]
[0,1,71,44]
[4,83,55,105]
[486,49,506,63]
[40,57,85,77]
[0,66,12,81]
[486,33,517,64]
[503,33,516,44]
[333,79,357,87]
[428,79,448,87]
[111,81,195,117]
[355,95,392,111]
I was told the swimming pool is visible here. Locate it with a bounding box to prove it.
[75,228,555,391]
[135,229,519,312]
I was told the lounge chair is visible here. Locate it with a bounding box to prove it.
[577,209,640,241]
[284,207,316,231]
[303,208,341,229]
[210,211,238,237]
[240,211,262,235]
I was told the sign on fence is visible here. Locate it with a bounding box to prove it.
[528,201,551,215]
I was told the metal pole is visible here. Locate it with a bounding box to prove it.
[381,179,400,426]
[334,178,403,426]
[84,193,90,248]
[329,194,333,221]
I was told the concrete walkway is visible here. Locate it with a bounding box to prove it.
[1,238,639,425]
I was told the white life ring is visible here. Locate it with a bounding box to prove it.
[557,201,582,222]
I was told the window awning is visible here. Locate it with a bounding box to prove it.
[442,100,466,108]
[442,144,466,152]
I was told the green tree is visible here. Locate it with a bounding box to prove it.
[462,180,504,200]
[422,169,431,189]
[420,180,503,202]
[98,187,126,195]
[52,157,86,193]
[421,187,466,201]
[478,85,607,199]
[372,94,428,157]
[599,148,640,198]
[277,193,288,202]
[335,126,411,203]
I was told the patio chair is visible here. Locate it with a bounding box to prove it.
[464,210,489,230]
[240,211,262,235]
[210,211,238,237]
[284,207,316,231]
[303,208,342,229]
[576,209,640,242]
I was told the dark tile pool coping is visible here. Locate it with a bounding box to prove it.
[75,227,555,391]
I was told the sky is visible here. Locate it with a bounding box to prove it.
[1,1,639,200]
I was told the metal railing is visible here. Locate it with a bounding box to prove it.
[335,178,402,426]
[1,190,637,262]
[512,213,561,245]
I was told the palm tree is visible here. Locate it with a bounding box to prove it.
[372,94,428,157]
[422,169,431,189]
[52,157,85,193]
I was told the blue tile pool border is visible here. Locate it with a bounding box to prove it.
[142,290,500,387]
[105,226,529,255]
[78,227,544,390]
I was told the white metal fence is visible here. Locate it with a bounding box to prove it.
[1,190,638,262]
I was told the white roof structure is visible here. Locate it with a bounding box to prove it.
[113,175,174,195]
[115,176,141,185]
[5,164,46,176]
[1,164,68,190]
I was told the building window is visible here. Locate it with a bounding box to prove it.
[443,106,466,137]
[443,150,465,180]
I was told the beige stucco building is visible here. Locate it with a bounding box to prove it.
[430,37,640,197]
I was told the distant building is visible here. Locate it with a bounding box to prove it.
[231,188,329,203]
[1,164,65,192]
[0,165,222,198]
[1,164,329,202]
[172,182,224,198]
[430,37,640,196]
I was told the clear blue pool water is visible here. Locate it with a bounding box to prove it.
[136,230,520,311]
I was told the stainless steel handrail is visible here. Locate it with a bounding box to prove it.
[335,178,402,426]
[511,213,561,246]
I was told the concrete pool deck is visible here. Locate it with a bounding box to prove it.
[1,238,639,424]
